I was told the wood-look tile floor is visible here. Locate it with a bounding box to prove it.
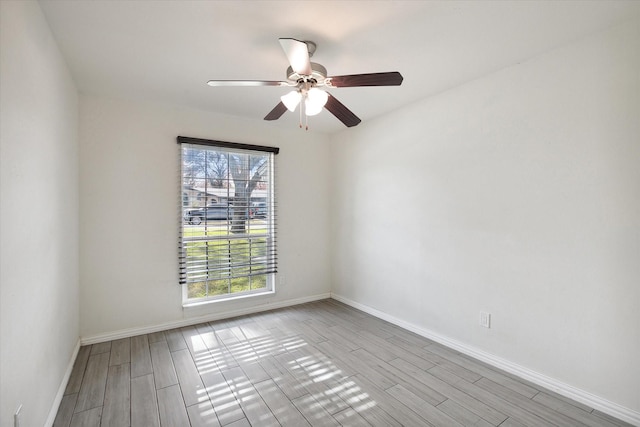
[54,299,632,427]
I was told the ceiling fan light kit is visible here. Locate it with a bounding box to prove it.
[207,38,403,129]
[281,90,302,112]
[281,86,328,114]
[305,87,329,116]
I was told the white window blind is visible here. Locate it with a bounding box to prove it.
[178,136,278,302]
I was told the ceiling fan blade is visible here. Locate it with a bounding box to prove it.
[264,101,288,121]
[207,80,290,87]
[327,72,403,87]
[279,38,312,76]
[324,94,361,127]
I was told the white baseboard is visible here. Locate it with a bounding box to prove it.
[81,293,330,345]
[45,338,81,427]
[330,293,640,426]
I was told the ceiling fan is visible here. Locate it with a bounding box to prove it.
[207,38,403,129]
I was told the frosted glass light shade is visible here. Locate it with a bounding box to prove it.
[305,88,328,116]
[281,90,302,111]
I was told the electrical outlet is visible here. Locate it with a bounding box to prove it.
[14,404,22,427]
[480,312,491,328]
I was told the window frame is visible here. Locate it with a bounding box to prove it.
[177,136,278,305]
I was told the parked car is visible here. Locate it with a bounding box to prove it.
[184,205,230,225]
[184,204,255,225]
[252,202,267,218]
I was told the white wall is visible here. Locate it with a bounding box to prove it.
[79,95,332,338]
[0,2,80,426]
[331,18,640,417]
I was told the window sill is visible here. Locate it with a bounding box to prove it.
[182,289,275,309]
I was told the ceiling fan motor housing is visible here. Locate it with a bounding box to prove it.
[286,62,327,84]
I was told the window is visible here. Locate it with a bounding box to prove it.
[178,136,278,304]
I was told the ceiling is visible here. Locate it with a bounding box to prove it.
[39,0,640,134]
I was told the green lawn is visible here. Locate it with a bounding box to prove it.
[183,220,271,299]
[187,275,267,299]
